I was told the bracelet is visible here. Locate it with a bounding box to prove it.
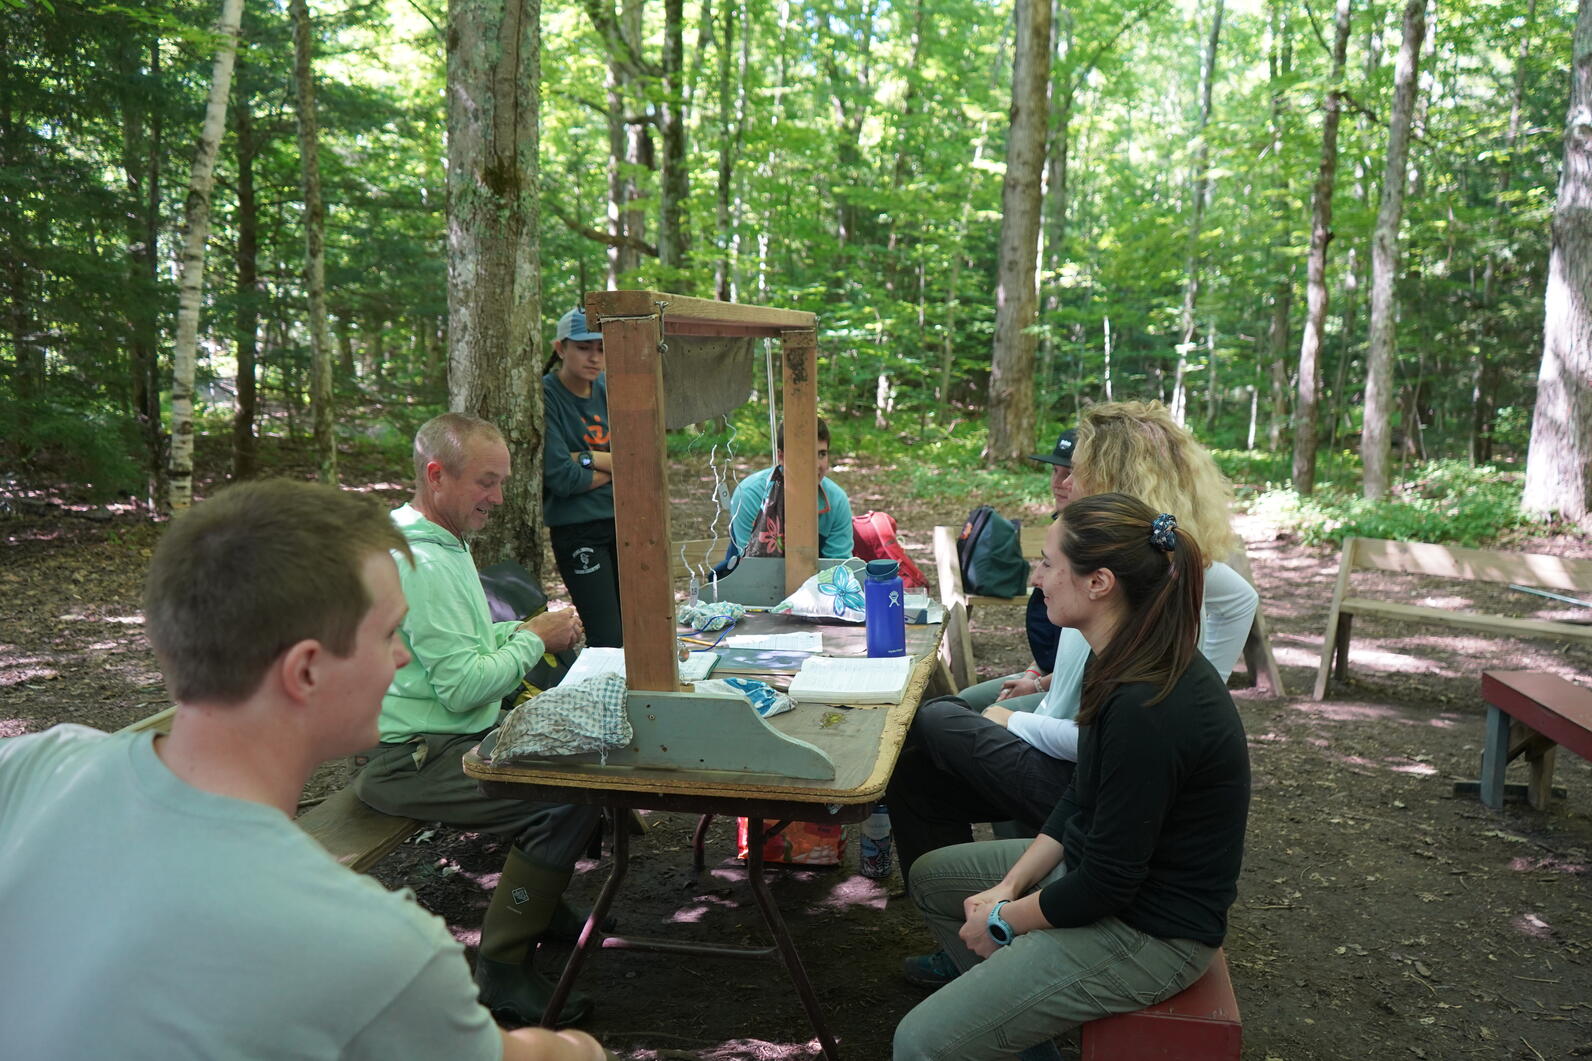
[1023,667,1041,678]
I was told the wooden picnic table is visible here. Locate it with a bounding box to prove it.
[464,612,949,1060]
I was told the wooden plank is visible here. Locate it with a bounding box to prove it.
[1352,538,1592,593]
[1313,538,1360,700]
[933,525,968,609]
[296,786,421,874]
[781,328,819,595]
[1338,597,1592,644]
[118,706,175,735]
[587,290,816,335]
[1482,670,1592,761]
[1019,523,1047,559]
[603,313,679,693]
[1226,546,1286,698]
[940,600,973,690]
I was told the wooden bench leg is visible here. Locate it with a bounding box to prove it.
[1479,705,1510,810]
[1331,613,1353,682]
[1526,744,1558,812]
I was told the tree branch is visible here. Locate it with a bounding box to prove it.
[547,198,658,256]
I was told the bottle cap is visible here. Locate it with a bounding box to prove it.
[865,559,900,580]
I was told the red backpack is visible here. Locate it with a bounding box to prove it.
[851,510,929,590]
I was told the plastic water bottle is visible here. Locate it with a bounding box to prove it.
[859,803,893,879]
[864,559,907,658]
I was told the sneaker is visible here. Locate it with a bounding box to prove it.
[901,949,961,990]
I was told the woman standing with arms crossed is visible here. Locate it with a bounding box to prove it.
[893,493,1251,1060]
[543,307,623,647]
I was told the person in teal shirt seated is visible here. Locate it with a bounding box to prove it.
[727,416,854,563]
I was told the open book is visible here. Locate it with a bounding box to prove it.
[785,654,915,706]
[559,646,718,686]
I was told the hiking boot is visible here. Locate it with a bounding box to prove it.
[901,949,961,990]
[475,955,593,1027]
[544,899,616,944]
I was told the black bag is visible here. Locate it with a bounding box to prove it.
[956,505,1029,598]
[477,561,574,706]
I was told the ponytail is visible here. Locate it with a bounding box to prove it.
[1059,494,1206,724]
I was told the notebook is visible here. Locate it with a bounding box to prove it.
[559,647,718,685]
[785,654,915,706]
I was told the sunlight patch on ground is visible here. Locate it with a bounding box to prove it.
[1249,730,1290,742]
[1511,912,1554,939]
[697,1037,823,1059]
[812,873,889,913]
[1289,701,1406,723]
[1,718,33,738]
[669,904,711,924]
[1386,760,1439,776]
[1,665,59,686]
[1342,645,1453,677]
[1271,644,1327,668]
[1509,856,1589,875]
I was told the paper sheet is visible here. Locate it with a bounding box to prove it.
[558,647,717,685]
[723,631,825,651]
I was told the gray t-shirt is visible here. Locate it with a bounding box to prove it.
[0,725,500,1061]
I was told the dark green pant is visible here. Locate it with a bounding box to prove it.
[354,721,600,870]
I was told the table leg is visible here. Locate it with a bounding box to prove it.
[692,813,715,874]
[1479,705,1509,810]
[541,803,629,1028]
[744,817,842,1060]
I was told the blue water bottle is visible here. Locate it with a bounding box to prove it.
[864,559,907,658]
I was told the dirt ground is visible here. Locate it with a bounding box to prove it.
[3,443,1590,1060]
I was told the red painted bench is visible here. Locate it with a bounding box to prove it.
[1079,947,1241,1060]
[1476,670,1592,811]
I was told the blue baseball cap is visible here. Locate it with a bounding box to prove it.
[555,307,602,343]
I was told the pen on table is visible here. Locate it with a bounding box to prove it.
[678,635,717,648]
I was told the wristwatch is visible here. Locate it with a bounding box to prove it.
[987,899,1016,947]
[578,451,594,469]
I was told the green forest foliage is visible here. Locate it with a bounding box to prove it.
[0,0,1578,530]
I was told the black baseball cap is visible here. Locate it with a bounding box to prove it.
[1029,428,1076,468]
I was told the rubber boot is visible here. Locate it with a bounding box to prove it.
[474,848,594,1026]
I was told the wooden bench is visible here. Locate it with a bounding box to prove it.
[117,708,423,873]
[1312,538,1592,700]
[1079,946,1241,1059]
[1465,670,1592,810]
[933,524,1284,696]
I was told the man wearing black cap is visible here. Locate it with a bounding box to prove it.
[543,307,622,648]
[953,427,1076,713]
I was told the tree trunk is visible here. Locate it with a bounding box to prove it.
[232,92,260,481]
[447,0,545,574]
[1292,0,1352,494]
[291,0,336,484]
[712,0,747,301]
[985,0,1052,466]
[658,0,690,276]
[1267,293,1291,449]
[120,35,166,503]
[1361,0,1425,501]
[1522,0,1592,524]
[168,0,246,513]
[1172,0,1225,426]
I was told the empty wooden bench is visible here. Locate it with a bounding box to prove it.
[933,524,1284,696]
[1467,670,1592,811]
[118,707,423,872]
[1313,538,1592,700]
[1080,946,1241,1060]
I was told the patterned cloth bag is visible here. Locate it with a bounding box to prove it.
[491,672,633,763]
[771,557,868,623]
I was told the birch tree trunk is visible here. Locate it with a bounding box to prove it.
[291,0,336,484]
[1292,0,1352,495]
[985,0,1052,466]
[1522,0,1592,524]
[447,0,545,573]
[167,0,246,513]
[1361,0,1426,501]
[1172,0,1225,426]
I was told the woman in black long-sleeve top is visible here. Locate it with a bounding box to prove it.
[894,493,1251,1061]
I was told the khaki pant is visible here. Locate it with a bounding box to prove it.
[893,838,1214,1060]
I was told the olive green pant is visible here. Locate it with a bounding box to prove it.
[894,838,1215,1060]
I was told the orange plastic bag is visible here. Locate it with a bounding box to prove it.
[735,818,844,866]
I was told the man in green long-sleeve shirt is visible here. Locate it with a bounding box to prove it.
[355,412,602,1027]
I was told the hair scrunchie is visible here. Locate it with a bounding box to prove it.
[1149,513,1178,552]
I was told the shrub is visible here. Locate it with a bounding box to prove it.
[0,398,144,500]
[1251,460,1533,547]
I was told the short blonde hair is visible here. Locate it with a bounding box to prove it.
[1072,400,1239,561]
